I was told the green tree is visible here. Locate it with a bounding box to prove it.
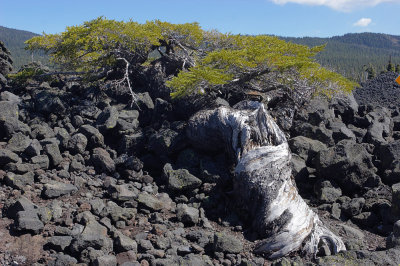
[396,64,400,73]
[25,17,357,104]
[387,59,395,72]
[364,63,376,79]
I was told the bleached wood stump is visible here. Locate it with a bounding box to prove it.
[187,101,345,259]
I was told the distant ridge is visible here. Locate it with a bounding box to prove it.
[0,26,48,70]
[280,33,400,81]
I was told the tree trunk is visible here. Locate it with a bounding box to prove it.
[187,101,345,259]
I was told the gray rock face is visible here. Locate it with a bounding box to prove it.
[329,92,359,124]
[0,119,30,139]
[379,140,400,184]
[288,136,327,164]
[6,132,32,153]
[314,180,342,203]
[101,201,136,223]
[67,133,88,154]
[0,101,19,121]
[42,181,78,198]
[33,90,66,115]
[91,147,115,173]
[31,155,50,169]
[46,236,73,251]
[54,127,70,149]
[49,254,78,266]
[113,231,137,252]
[31,124,55,140]
[108,184,138,202]
[14,210,44,234]
[136,92,154,110]
[24,139,42,157]
[5,196,37,219]
[118,110,139,132]
[148,128,180,155]
[315,139,379,192]
[137,193,171,212]
[96,106,119,130]
[163,164,202,192]
[5,172,34,190]
[213,232,243,254]
[342,197,365,217]
[119,109,139,121]
[365,107,393,145]
[329,120,356,143]
[70,212,113,254]
[0,41,13,76]
[44,143,63,167]
[79,124,105,148]
[4,162,38,174]
[387,220,400,248]
[138,239,153,251]
[176,204,199,225]
[69,158,85,173]
[295,98,335,126]
[0,149,20,166]
[93,255,117,266]
[295,123,334,145]
[391,183,400,221]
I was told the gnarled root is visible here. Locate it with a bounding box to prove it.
[187,101,345,259]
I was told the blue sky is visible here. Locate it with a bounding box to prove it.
[1,0,399,37]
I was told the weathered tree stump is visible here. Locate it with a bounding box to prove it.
[187,101,345,259]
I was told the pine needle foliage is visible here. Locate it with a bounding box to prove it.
[25,17,357,100]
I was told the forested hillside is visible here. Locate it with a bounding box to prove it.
[281,33,400,81]
[1,24,399,81]
[0,26,48,70]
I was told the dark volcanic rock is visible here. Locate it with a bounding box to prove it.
[0,101,19,122]
[96,106,119,130]
[67,133,88,154]
[33,90,67,115]
[79,124,105,148]
[5,172,34,190]
[42,181,78,198]
[315,139,379,192]
[70,212,113,254]
[0,149,20,166]
[43,143,63,167]
[91,147,115,174]
[46,236,73,251]
[289,136,327,164]
[387,220,400,248]
[213,232,243,254]
[364,107,393,145]
[7,132,31,153]
[14,210,44,234]
[354,72,400,108]
[163,163,202,192]
[4,196,37,219]
[0,41,13,76]
[176,203,199,225]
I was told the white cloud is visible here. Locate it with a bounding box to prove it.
[270,0,399,12]
[353,18,372,27]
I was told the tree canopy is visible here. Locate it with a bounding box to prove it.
[25,17,357,103]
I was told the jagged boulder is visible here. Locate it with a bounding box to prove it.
[315,139,380,193]
[0,41,13,80]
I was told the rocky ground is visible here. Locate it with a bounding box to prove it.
[1,40,400,265]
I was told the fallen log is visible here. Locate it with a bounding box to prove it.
[187,101,345,259]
